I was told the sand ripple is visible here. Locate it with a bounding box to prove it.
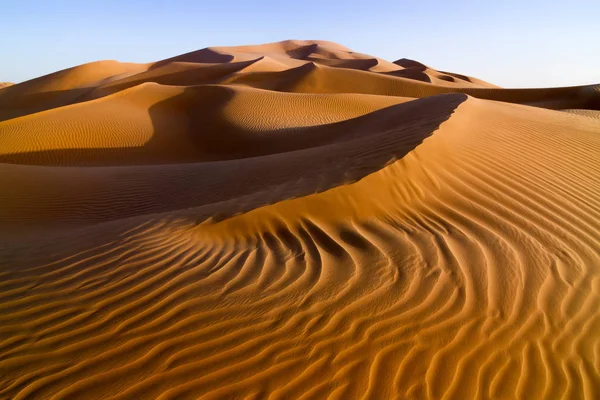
[1,40,599,399]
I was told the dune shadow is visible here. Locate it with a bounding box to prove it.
[393,58,428,70]
[383,69,432,83]
[286,43,321,60]
[150,48,235,70]
[0,89,465,169]
[437,74,456,83]
[84,59,261,100]
[439,71,473,83]
[0,94,468,225]
[0,86,236,166]
[0,87,92,122]
[308,58,380,72]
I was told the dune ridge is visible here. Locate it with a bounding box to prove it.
[1,40,599,399]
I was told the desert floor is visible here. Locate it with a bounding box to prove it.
[1,40,600,399]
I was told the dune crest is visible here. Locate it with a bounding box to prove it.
[1,40,600,399]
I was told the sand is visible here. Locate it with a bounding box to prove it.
[0,40,599,399]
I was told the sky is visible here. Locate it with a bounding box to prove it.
[1,0,599,88]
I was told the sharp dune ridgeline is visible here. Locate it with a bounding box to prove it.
[1,39,600,399]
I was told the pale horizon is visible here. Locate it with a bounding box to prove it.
[2,0,599,88]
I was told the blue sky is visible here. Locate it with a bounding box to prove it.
[1,0,598,87]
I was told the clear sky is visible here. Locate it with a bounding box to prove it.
[1,0,598,88]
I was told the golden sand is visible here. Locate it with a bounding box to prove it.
[1,40,599,399]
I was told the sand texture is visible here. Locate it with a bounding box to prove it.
[1,40,600,399]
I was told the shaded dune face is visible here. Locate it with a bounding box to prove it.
[0,40,600,399]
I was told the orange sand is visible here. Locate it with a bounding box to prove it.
[1,40,599,399]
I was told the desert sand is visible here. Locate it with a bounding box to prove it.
[0,40,599,399]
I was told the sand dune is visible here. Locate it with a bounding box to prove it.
[0,61,147,122]
[1,40,599,399]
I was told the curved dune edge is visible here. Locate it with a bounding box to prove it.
[0,84,416,166]
[0,94,464,229]
[1,40,600,399]
[1,96,600,399]
[1,40,598,125]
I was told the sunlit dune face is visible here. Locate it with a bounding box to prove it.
[1,40,599,399]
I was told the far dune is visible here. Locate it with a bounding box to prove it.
[0,40,599,399]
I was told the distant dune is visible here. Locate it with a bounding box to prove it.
[1,40,599,399]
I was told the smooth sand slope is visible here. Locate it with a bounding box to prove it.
[1,40,600,399]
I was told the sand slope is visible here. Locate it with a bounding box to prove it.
[1,40,600,399]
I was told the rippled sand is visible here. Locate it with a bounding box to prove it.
[1,40,599,399]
